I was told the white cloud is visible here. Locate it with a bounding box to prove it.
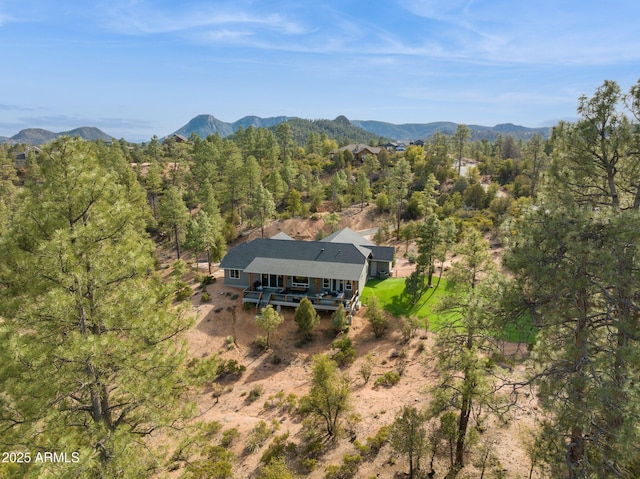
[98,1,308,38]
[397,0,640,65]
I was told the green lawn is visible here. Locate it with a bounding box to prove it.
[361,277,536,343]
[361,277,459,331]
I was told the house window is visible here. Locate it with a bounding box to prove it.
[292,276,309,288]
[229,269,240,279]
[323,278,330,290]
[345,281,352,291]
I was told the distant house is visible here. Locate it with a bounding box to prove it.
[219,228,394,313]
[167,134,189,144]
[14,146,42,169]
[381,142,408,152]
[330,144,382,162]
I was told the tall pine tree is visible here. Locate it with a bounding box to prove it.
[0,137,194,478]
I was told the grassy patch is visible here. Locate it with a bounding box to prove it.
[361,277,458,331]
[362,278,536,343]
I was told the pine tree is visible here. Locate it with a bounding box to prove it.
[430,228,504,475]
[504,79,640,477]
[250,182,276,238]
[390,406,429,479]
[159,184,190,259]
[299,354,350,437]
[0,137,193,478]
[294,297,320,340]
[256,305,284,349]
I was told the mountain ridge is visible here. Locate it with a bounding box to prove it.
[2,127,114,145]
[1,116,552,146]
[171,115,550,142]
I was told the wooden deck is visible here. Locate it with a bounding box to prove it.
[242,288,360,313]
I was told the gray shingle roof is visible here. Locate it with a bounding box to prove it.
[244,258,364,281]
[322,228,394,262]
[220,228,394,278]
[220,238,370,271]
[271,232,294,240]
[321,227,374,246]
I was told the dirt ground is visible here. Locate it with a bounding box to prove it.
[176,261,540,478]
[152,204,540,478]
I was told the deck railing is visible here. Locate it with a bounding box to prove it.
[242,288,359,312]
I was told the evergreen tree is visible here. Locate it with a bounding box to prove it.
[430,228,504,475]
[294,297,320,340]
[390,406,429,479]
[388,158,413,240]
[0,149,19,236]
[504,80,640,478]
[353,170,371,210]
[286,188,302,217]
[255,305,284,349]
[0,137,193,478]
[159,184,190,259]
[453,124,470,176]
[250,182,276,238]
[299,354,351,437]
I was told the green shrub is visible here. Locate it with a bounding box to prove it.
[353,439,370,455]
[248,384,265,403]
[201,275,217,286]
[216,359,246,378]
[358,353,374,385]
[263,391,297,414]
[365,425,390,455]
[331,305,350,335]
[270,352,282,365]
[365,296,389,338]
[374,371,400,388]
[174,281,192,301]
[201,292,211,302]
[245,420,277,454]
[301,458,317,473]
[254,335,269,351]
[324,453,362,479]
[331,336,357,366]
[260,432,296,465]
[220,428,239,447]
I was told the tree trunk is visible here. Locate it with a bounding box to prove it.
[454,394,472,469]
[173,223,181,259]
[567,288,588,477]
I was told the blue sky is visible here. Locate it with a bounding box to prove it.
[1,0,639,141]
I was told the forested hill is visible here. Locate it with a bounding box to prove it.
[267,116,386,146]
[351,120,550,141]
[171,114,293,139]
[171,114,549,143]
[172,114,384,145]
[1,127,113,145]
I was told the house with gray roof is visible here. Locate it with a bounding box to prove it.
[330,144,382,162]
[219,228,394,312]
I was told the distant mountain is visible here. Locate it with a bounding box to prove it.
[171,114,550,144]
[233,115,290,130]
[269,116,386,146]
[2,127,114,145]
[172,114,387,146]
[171,115,234,138]
[352,120,550,141]
[170,114,293,139]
